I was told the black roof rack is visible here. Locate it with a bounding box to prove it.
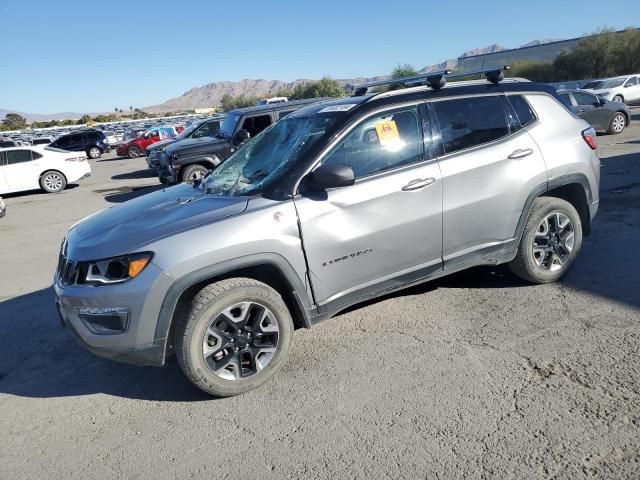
[348,66,511,96]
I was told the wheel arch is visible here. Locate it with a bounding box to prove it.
[39,168,67,182]
[175,154,221,170]
[155,254,315,363]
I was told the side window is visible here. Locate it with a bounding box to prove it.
[626,77,637,86]
[558,93,573,107]
[321,106,422,179]
[70,134,83,144]
[240,115,272,137]
[86,131,99,140]
[0,151,5,166]
[573,92,597,106]
[31,151,42,160]
[278,110,295,120]
[433,96,510,155]
[508,95,536,127]
[6,150,34,165]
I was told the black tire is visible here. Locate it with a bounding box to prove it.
[612,95,624,103]
[181,164,209,184]
[39,170,67,193]
[607,112,626,135]
[127,145,142,158]
[509,197,583,284]
[87,146,102,159]
[175,278,294,397]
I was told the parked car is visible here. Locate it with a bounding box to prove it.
[49,130,110,159]
[580,79,602,90]
[116,126,183,158]
[558,89,630,134]
[584,74,640,104]
[0,196,5,218]
[146,116,224,171]
[0,146,91,194]
[32,137,53,145]
[156,99,321,184]
[99,130,119,146]
[0,139,20,148]
[55,74,600,396]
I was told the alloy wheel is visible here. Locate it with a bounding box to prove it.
[188,169,205,183]
[202,302,279,381]
[44,173,64,192]
[89,147,101,159]
[532,212,574,272]
[612,114,625,133]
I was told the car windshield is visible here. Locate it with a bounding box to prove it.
[202,113,342,196]
[598,78,625,89]
[218,113,240,138]
[175,121,202,139]
[582,81,601,89]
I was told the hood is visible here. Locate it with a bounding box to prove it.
[147,138,175,152]
[590,88,613,96]
[66,183,248,260]
[166,136,228,156]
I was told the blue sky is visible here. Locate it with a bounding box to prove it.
[0,0,638,114]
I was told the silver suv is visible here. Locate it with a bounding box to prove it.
[55,73,600,396]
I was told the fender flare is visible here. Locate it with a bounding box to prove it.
[154,253,316,361]
[174,154,221,170]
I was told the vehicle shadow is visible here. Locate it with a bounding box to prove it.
[1,185,80,199]
[94,185,165,203]
[0,287,209,401]
[111,169,157,180]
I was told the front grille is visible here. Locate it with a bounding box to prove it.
[57,252,79,286]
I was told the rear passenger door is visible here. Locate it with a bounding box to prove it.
[4,149,41,191]
[431,94,547,264]
[571,91,608,130]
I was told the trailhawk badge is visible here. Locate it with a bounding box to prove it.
[322,248,373,267]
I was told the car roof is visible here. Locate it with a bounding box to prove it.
[227,97,326,116]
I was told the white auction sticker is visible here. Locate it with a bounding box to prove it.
[318,104,358,113]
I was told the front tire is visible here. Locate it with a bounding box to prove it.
[40,170,67,193]
[608,113,626,134]
[612,95,624,103]
[88,147,102,159]
[181,164,209,184]
[175,278,294,397]
[127,146,142,158]
[509,197,582,284]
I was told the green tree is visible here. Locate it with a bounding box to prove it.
[391,64,419,79]
[220,94,258,111]
[290,77,343,100]
[77,114,92,125]
[1,113,28,131]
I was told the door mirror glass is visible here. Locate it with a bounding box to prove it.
[598,97,607,106]
[307,164,355,190]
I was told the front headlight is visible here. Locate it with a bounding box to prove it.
[81,252,152,285]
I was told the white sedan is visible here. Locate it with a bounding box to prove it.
[0,146,91,195]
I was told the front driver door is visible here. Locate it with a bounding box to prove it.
[572,91,609,130]
[4,149,40,191]
[623,76,640,102]
[294,104,443,311]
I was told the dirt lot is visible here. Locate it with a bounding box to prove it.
[1,110,639,479]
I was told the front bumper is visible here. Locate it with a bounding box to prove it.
[54,261,174,367]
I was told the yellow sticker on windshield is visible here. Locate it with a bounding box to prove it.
[375,120,400,146]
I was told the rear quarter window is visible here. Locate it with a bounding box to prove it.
[508,95,537,127]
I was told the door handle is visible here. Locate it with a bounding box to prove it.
[401,177,435,191]
[579,108,586,113]
[508,148,534,160]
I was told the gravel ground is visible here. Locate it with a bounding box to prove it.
[1,110,639,479]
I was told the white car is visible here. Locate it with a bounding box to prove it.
[0,146,91,195]
[587,74,640,104]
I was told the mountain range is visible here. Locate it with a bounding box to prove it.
[2,38,561,120]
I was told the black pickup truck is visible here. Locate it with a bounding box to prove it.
[156,98,323,184]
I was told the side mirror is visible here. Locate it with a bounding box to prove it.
[308,164,355,191]
[234,129,250,144]
[598,97,607,106]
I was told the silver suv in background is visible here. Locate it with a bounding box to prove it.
[585,74,640,104]
[55,69,600,397]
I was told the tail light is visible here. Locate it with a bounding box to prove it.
[582,128,597,150]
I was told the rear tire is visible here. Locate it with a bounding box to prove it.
[181,164,209,184]
[607,113,626,134]
[127,146,142,158]
[40,170,67,193]
[88,147,102,159]
[509,197,582,284]
[612,95,624,103]
[175,278,294,397]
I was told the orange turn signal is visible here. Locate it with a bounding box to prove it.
[128,257,150,278]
